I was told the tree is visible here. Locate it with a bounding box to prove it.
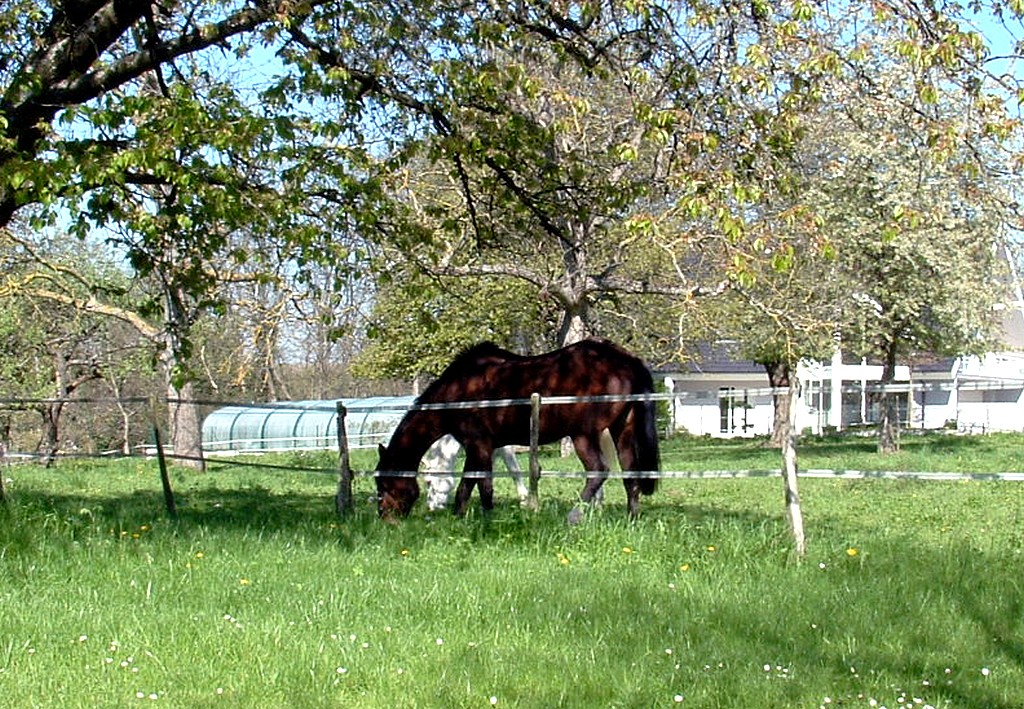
[807,76,1012,452]
[0,229,146,462]
[1,0,382,463]
[0,0,345,228]
[281,2,1022,353]
[0,1,292,462]
[282,2,755,357]
[352,264,555,382]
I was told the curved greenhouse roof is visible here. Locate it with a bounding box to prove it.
[201,396,416,453]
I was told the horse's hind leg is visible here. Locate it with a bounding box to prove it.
[567,435,608,525]
[622,479,642,518]
[614,413,643,519]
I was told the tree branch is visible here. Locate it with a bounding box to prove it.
[3,279,161,341]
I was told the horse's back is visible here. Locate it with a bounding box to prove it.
[420,337,653,405]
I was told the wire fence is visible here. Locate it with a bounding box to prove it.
[3,385,1024,517]
[3,384,1024,465]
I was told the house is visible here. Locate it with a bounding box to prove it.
[662,311,1024,438]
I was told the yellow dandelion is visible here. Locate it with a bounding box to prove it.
[239,578,251,586]
[680,563,691,572]
[846,547,859,557]
[622,547,634,554]
[557,553,570,565]
[194,551,204,559]
[706,545,716,553]
[400,549,410,557]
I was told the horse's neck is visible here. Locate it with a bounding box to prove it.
[391,410,447,465]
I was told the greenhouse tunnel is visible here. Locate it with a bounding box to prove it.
[201,396,416,453]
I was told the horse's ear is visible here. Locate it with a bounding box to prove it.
[377,443,387,457]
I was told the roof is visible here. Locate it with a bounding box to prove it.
[659,341,764,375]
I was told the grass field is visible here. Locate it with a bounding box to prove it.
[1,432,1022,708]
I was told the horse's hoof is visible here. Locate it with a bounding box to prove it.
[567,507,583,525]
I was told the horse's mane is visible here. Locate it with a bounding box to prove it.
[419,342,519,402]
[452,341,517,365]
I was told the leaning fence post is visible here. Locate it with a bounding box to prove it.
[149,398,177,518]
[782,377,806,557]
[0,440,7,504]
[527,392,541,510]
[335,401,353,516]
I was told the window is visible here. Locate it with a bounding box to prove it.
[719,388,750,434]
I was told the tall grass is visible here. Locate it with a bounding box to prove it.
[1,434,1022,708]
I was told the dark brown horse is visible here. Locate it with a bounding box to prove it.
[375,338,660,522]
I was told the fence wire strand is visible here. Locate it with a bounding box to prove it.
[3,392,1024,483]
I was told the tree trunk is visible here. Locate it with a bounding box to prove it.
[877,341,900,454]
[166,377,205,470]
[37,350,99,466]
[107,376,133,455]
[38,400,63,467]
[158,280,206,470]
[558,307,589,347]
[160,319,205,470]
[558,305,589,457]
[763,360,791,448]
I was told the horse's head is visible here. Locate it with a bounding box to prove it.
[375,443,420,518]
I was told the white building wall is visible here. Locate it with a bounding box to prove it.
[666,353,1024,438]
[914,387,957,430]
[670,376,775,438]
[956,388,1024,433]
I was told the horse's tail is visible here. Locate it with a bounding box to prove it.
[632,379,660,496]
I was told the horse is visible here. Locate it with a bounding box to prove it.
[422,434,529,511]
[375,338,660,522]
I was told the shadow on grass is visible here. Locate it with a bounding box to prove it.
[845,542,1024,709]
[0,467,781,553]
[1,480,339,534]
[2,467,1021,709]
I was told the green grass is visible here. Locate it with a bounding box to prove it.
[1,433,1023,708]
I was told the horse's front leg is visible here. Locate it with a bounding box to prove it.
[453,443,495,516]
[452,477,477,516]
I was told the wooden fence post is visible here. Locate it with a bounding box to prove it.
[527,392,541,510]
[335,402,353,516]
[782,377,806,557]
[150,398,177,518]
[0,439,7,503]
